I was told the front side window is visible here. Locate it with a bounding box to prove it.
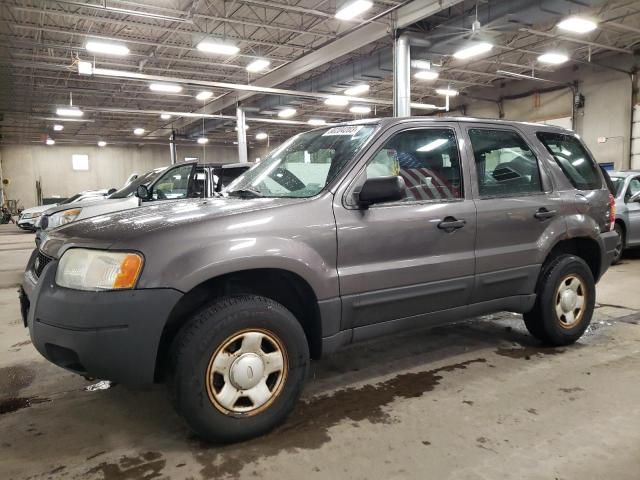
[357,128,463,203]
[626,177,640,202]
[468,128,543,197]
[536,132,602,190]
[225,125,376,198]
[152,164,194,200]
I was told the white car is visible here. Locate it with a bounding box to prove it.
[37,162,251,235]
[17,190,109,231]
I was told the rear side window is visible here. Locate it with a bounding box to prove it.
[468,128,542,197]
[536,132,602,190]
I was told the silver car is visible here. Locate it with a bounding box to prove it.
[609,171,640,263]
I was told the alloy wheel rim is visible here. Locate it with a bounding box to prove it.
[205,328,288,415]
[555,274,586,329]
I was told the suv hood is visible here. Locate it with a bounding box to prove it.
[40,196,300,257]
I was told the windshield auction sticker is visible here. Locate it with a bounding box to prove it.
[322,126,363,137]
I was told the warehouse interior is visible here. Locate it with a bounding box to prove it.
[1,0,640,478]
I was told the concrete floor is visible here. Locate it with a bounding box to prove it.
[1,223,639,480]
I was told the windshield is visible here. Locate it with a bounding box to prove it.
[225,125,376,198]
[109,169,163,199]
[610,177,625,196]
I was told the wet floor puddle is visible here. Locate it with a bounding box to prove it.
[189,357,487,479]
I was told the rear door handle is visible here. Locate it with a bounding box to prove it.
[438,217,466,232]
[534,208,557,220]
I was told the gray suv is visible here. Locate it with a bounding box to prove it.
[20,118,618,443]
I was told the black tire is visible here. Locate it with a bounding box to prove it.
[167,295,309,443]
[523,255,595,346]
[612,223,625,265]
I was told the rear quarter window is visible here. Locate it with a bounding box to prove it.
[536,132,602,190]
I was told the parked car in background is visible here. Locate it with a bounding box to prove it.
[37,162,252,234]
[609,171,640,263]
[21,118,617,443]
[17,189,110,231]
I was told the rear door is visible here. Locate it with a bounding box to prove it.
[462,124,568,303]
[333,123,477,332]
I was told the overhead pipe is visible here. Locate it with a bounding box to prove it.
[393,32,432,117]
[236,107,248,163]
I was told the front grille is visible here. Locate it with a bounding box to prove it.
[33,251,53,278]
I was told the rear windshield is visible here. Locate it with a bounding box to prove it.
[536,132,602,190]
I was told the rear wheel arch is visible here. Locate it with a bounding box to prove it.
[615,219,626,240]
[542,237,601,283]
[155,268,323,381]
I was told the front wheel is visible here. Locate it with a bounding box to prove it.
[523,255,595,346]
[167,295,309,443]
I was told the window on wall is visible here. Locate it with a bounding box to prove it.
[360,128,463,203]
[72,154,89,171]
[468,128,543,197]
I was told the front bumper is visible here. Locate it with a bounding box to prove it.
[598,230,619,280]
[22,258,183,385]
[17,219,36,231]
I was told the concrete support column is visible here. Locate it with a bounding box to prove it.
[236,107,248,163]
[393,34,411,117]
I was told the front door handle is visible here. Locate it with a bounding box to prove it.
[534,208,557,220]
[438,216,466,232]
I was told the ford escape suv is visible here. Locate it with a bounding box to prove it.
[20,118,618,443]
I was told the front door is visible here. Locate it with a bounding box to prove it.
[624,176,640,245]
[462,124,568,303]
[333,124,477,332]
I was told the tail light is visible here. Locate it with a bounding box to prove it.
[607,193,616,231]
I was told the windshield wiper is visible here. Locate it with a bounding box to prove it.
[227,188,263,198]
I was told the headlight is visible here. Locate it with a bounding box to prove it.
[47,208,82,229]
[56,249,144,291]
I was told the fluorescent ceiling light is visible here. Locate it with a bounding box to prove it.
[344,84,370,96]
[97,140,107,147]
[86,40,129,56]
[77,60,93,75]
[412,60,431,70]
[335,0,373,20]
[234,124,249,131]
[557,16,598,34]
[414,70,439,80]
[53,124,64,131]
[417,138,448,152]
[308,119,327,126]
[149,83,182,93]
[278,108,297,118]
[46,138,55,146]
[537,52,569,64]
[56,107,83,117]
[453,42,493,60]
[195,90,213,101]
[133,128,145,135]
[436,88,458,96]
[160,113,171,120]
[197,137,209,144]
[246,59,270,72]
[197,40,240,55]
[349,106,371,114]
[324,95,349,106]
[256,132,268,140]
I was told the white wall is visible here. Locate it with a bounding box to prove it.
[453,61,634,170]
[0,143,241,208]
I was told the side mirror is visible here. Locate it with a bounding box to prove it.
[357,176,406,208]
[107,188,117,195]
[136,185,151,200]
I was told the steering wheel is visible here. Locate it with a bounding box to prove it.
[269,168,306,192]
[155,189,167,200]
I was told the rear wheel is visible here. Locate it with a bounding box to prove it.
[167,295,309,443]
[523,255,595,346]
[612,223,625,264]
